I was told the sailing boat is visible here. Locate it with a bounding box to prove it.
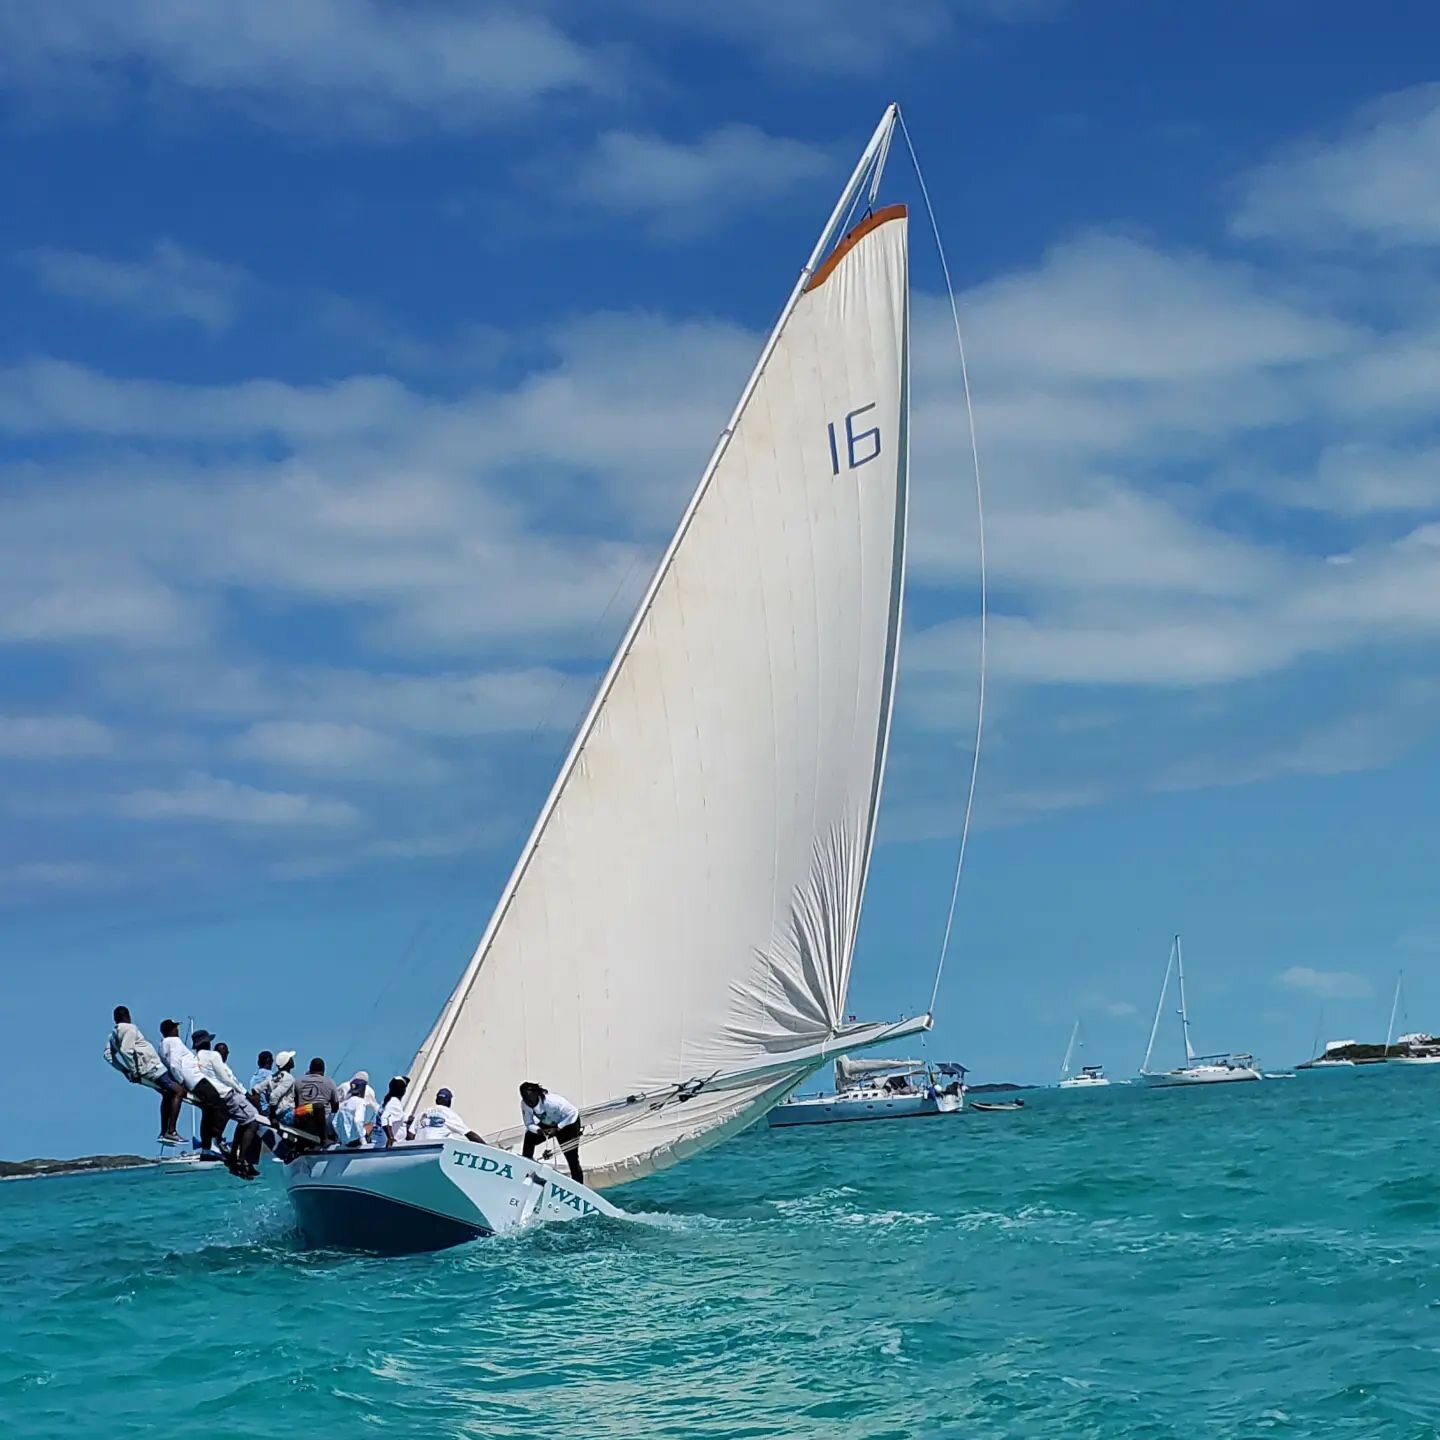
[766,1054,966,1126]
[1057,1019,1109,1089]
[284,106,967,1252]
[1383,972,1440,1064]
[1139,936,1260,1086]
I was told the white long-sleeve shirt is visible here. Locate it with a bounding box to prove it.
[411,1104,472,1144]
[159,1035,205,1092]
[104,1022,165,1082]
[522,1092,579,1132]
[196,1048,236,1096]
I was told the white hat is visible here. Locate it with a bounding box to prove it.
[274,1050,296,1069]
[352,1070,370,1083]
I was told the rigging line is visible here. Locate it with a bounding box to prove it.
[894,109,989,1019]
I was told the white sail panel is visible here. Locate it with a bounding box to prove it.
[411,207,910,1186]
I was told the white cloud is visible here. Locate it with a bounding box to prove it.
[0,715,112,758]
[118,771,358,827]
[24,240,251,333]
[1234,84,1440,247]
[565,126,830,238]
[0,0,617,137]
[230,719,452,784]
[1277,966,1374,1001]
[232,721,403,771]
[958,234,1355,384]
[618,0,1052,76]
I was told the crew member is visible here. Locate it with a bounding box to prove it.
[266,1051,298,1124]
[335,1077,380,1147]
[292,1057,342,1146]
[247,1050,274,1108]
[379,1076,409,1147]
[158,1020,259,1179]
[103,1006,185,1146]
[410,1087,484,1144]
[193,1028,263,1175]
[519,1081,583,1183]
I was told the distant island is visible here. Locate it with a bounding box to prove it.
[968,1082,1033,1093]
[1298,1035,1440,1066]
[0,1154,149,1181]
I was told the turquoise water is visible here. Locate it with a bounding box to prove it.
[4,1071,1439,1438]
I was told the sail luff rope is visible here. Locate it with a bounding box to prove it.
[894,110,989,1019]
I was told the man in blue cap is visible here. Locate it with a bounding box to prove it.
[410,1087,484,1144]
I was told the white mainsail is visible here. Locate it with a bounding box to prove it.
[408,111,921,1188]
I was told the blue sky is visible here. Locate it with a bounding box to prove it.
[3,3,1439,1159]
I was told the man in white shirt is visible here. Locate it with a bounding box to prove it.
[409,1087,484,1145]
[104,1006,185,1145]
[177,1025,262,1179]
[158,1019,236,1167]
[519,1081,584,1183]
[334,1078,381,1147]
[193,1030,235,1155]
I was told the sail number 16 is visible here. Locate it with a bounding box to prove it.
[826,402,880,476]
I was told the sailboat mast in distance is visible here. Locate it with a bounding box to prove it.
[1174,935,1196,1063]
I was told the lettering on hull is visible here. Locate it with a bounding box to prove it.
[547,1180,599,1216]
[450,1151,515,1180]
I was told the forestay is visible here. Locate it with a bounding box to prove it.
[409,199,913,1188]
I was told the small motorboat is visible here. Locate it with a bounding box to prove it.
[968,1099,1025,1112]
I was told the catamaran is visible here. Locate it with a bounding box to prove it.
[282,104,986,1252]
[1139,936,1260,1087]
[1057,1019,1110,1089]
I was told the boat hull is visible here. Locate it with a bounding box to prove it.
[1142,1065,1261,1087]
[1058,1076,1110,1089]
[767,1090,962,1127]
[283,1141,620,1253]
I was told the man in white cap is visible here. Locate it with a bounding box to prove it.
[347,1071,376,1107]
[254,1051,297,1125]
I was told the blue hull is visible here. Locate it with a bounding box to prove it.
[288,1179,490,1253]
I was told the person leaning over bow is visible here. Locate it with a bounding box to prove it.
[519,1081,584,1183]
[103,1005,185,1146]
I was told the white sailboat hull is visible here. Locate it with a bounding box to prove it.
[1058,1074,1111,1089]
[284,1141,620,1253]
[767,1089,962,1127]
[1142,1064,1261,1087]
[1386,1054,1440,1065]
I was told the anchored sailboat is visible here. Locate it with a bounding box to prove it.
[1383,972,1440,1064]
[1139,936,1259,1087]
[1057,1019,1109,1089]
[285,105,979,1251]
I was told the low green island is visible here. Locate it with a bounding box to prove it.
[0,1155,149,1181]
